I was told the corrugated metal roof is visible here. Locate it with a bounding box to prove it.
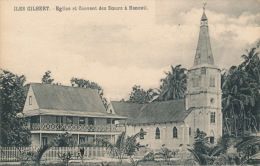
[22,109,127,119]
[111,99,193,125]
[111,101,145,123]
[31,83,107,113]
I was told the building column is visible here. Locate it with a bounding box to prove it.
[186,125,189,145]
[94,134,96,145]
[78,134,80,145]
[40,115,42,146]
[40,133,42,146]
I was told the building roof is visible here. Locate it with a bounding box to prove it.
[111,101,145,123]
[111,99,193,125]
[24,83,126,119]
[193,11,215,66]
[201,12,207,21]
[21,109,127,119]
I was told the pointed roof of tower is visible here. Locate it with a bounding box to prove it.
[193,6,214,67]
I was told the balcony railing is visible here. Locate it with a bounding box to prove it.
[29,123,125,133]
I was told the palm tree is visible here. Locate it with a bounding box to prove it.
[95,131,145,162]
[159,64,187,101]
[240,48,260,84]
[239,47,260,133]
[235,133,260,164]
[222,66,256,136]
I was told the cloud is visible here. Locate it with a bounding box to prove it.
[1,0,259,100]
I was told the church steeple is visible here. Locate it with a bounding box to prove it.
[193,4,214,66]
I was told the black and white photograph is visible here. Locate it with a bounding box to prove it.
[0,0,259,165]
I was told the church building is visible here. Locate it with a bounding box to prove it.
[109,8,222,150]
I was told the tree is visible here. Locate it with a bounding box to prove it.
[70,77,109,109]
[128,85,158,104]
[41,70,54,84]
[222,47,260,136]
[0,69,31,147]
[235,133,260,164]
[187,130,240,166]
[53,132,76,147]
[159,64,187,101]
[96,131,145,162]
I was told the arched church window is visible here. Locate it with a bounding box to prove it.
[210,112,216,124]
[210,76,215,87]
[155,127,160,139]
[189,127,191,136]
[210,130,215,144]
[140,128,145,139]
[173,127,178,138]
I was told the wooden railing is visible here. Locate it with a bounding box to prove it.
[29,123,125,132]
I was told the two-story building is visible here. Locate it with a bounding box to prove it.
[21,83,127,146]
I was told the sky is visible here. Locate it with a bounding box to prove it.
[1,0,260,100]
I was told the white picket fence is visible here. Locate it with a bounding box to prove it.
[0,146,109,162]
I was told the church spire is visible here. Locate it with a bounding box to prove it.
[193,3,214,66]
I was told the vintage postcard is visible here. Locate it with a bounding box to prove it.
[0,0,259,165]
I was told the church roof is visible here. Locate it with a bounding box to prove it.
[201,12,207,21]
[111,99,193,125]
[111,101,145,124]
[193,11,215,66]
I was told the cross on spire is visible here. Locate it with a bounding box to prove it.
[203,3,207,12]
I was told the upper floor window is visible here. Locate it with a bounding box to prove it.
[107,119,111,124]
[173,127,178,138]
[201,68,206,74]
[88,117,94,125]
[66,116,73,124]
[31,116,40,123]
[189,127,191,136]
[155,127,160,139]
[210,112,216,124]
[56,116,63,124]
[140,128,145,139]
[79,117,85,124]
[193,77,200,87]
[29,96,32,105]
[210,76,215,87]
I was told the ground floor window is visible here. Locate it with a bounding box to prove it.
[79,137,85,144]
[42,137,48,146]
[210,136,214,144]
